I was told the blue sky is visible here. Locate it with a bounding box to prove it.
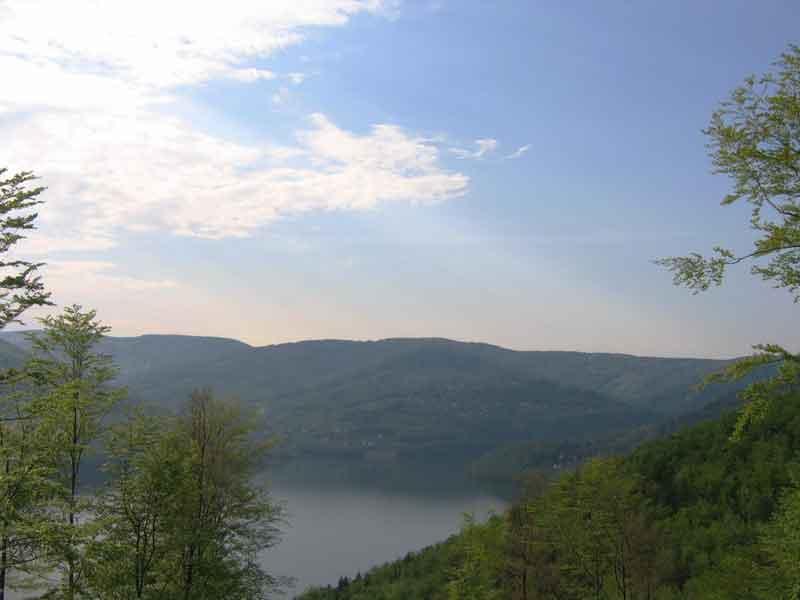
[1,0,797,357]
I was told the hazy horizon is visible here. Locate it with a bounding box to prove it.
[0,327,746,360]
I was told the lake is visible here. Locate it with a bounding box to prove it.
[266,467,506,597]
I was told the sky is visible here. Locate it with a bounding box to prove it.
[0,0,798,358]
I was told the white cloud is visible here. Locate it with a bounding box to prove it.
[228,68,276,83]
[0,1,392,89]
[505,144,531,160]
[2,107,468,241]
[0,0,468,245]
[449,138,498,160]
[288,72,308,85]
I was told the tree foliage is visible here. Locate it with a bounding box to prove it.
[0,169,51,329]
[86,410,183,600]
[22,305,125,599]
[87,390,283,600]
[0,166,52,600]
[446,513,505,600]
[0,371,59,598]
[657,45,800,435]
[760,480,800,598]
[657,45,800,297]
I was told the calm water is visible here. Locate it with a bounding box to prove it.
[267,480,506,597]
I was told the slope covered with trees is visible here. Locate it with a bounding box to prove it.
[0,333,749,479]
[299,390,800,600]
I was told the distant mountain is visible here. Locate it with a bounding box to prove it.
[0,333,750,467]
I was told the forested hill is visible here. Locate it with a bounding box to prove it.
[300,392,800,599]
[0,333,737,411]
[0,333,749,467]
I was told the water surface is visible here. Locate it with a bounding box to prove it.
[267,477,505,597]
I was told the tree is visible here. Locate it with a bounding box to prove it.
[0,169,51,329]
[447,513,506,600]
[87,411,186,600]
[26,305,125,599]
[0,167,52,600]
[505,471,550,600]
[657,45,800,436]
[759,478,800,599]
[511,458,666,600]
[161,389,282,600]
[0,371,59,600]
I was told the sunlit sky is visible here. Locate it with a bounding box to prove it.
[1,0,798,357]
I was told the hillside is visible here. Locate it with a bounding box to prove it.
[299,392,800,599]
[0,338,27,370]
[0,333,749,470]
[469,389,745,487]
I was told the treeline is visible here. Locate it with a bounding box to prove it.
[0,305,282,599]
[300,390,800,599]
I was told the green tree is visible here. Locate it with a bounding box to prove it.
[0,372,59,600]
[87,411,186,600]
[0,169,51,329]
[515,458,665,600]
[0,167,52,600]
[447,513,506,600]
[26,305,125,599]
[657,45,800,436]
[165,389,282,600]
[760,481,800,599]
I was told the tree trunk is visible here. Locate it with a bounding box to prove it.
[66,397,79,600]
[1,426,9,600]
[0,532,7,600]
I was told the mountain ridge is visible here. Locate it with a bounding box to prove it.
[0,330,744,361]
[0,332,753,475]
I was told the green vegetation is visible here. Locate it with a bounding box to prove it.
[0,169,51,329]
[24,305,126,597]
[0,306,283,599]
[300,392,800,599]
[469,390,743,489]
[88,390,282,600]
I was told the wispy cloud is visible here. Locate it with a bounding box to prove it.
[450,138,498,160]
[0,0,468,247]
[505,144,531,160]
[228,68,277,83]
[4,108,468,242]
